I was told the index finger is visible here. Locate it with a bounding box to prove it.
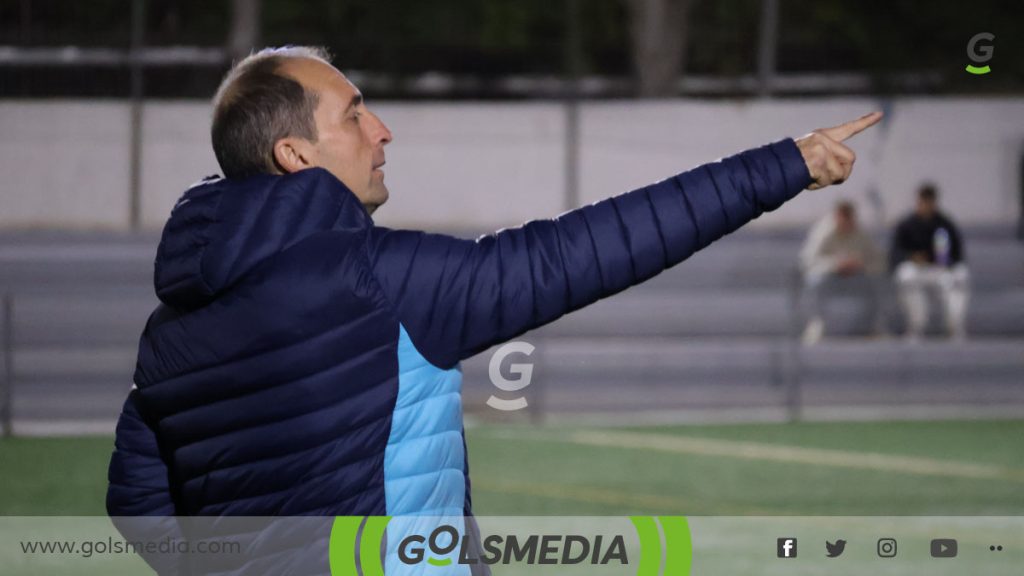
[820,111,884,142]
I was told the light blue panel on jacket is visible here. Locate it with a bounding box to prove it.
[384,325,470,575]
[385,325,467,516]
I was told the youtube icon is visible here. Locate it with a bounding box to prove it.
[930,539,958,558]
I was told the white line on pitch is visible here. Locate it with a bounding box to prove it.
[564,429,1024,482]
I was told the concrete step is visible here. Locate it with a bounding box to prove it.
[530,288,1024,337]
[6,292,157,346]
[6,338,1021,429]
[1,230,1021,292]
[461,337,1024,413]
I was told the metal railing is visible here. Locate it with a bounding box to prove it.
[1,293,12,436]
[2,278,1022,437]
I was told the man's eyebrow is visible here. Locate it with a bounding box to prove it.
[345,93,363,113]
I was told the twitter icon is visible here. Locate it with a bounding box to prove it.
[826,540,847,558]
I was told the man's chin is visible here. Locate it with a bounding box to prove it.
[363,187,389,215]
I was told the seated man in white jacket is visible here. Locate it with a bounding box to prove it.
[799,200,886,344]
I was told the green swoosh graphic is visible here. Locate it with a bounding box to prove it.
[966,64,991,75]
[428,557,454,566]
[658,516,692,576]
[360,516,391,576]
[629,516,661,576]
[329,516,363,576]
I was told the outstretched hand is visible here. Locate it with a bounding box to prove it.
[797,111,883,190]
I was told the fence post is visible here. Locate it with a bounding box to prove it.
[1,293,13,437]
[784,268,805,423]
[562,0,581,213]
[529,334,546,426]
[128,0,147,230]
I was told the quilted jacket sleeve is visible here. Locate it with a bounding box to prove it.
[107,389,183,573]
[107,388,177,516]
[367,138,812,369]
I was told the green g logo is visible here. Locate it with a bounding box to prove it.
[966,32,995,75]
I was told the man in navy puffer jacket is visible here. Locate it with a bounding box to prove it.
[106,46,880,573]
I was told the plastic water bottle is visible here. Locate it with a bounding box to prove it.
[933,228,951,267]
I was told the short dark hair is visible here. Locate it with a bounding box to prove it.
[211,46,331,179]
[835,200,856,218]
[918,183,939,202]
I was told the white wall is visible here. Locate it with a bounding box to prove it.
[2,97,1022,231]
[579,98,1024,228]
[140,102,222,228]
[0,102,131,228]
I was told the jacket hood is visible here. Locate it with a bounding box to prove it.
[154,168,371,309]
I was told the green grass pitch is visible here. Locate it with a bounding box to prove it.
[1,419,1022,516]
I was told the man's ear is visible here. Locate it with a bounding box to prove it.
[272,137,314,174]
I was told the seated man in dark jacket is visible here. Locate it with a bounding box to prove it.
[106,45,880,574]
[890,183,969,340]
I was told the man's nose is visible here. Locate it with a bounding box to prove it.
[368,111,393,145]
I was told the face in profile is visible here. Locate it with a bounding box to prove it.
[278,58,393,214]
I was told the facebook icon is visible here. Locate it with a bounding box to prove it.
[777,538,798,558]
